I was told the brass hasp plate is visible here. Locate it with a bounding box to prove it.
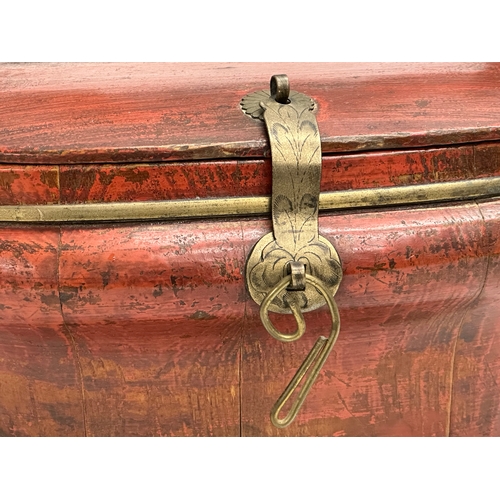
[242,75,342,314]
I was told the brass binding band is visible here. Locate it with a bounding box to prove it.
[0,177,498,223]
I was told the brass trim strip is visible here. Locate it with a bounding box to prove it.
[1,177,499,223]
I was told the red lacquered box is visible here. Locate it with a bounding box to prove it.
[0,63,499,436]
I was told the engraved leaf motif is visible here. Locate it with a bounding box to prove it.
[299,193,317,221]
[277,103,300,123]
[266,107,320,179]
[264,103,321,246]
[243,86,337,313]
[240,90,269,120]
[273,194,293,228]
[250,245,293,293]
[298,242,343,288]
[240,90,316,121]
[296,117,320,170]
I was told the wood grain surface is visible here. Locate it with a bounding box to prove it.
[58,222,244,436]
[2,63,499,437]
[2,63,500,164]
[0,228,85,436]
[449,201,500,436]
[0,199,498,436]
[0,143,499,205]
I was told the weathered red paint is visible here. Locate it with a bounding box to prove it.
[0,165,59,204]
[241,202,493,436]
[0,200,498,436]
[2,63,500,164]
[449,200,500,436]
[58,222,244,436]
[1,63,499,437]
[0,227,85,436]
[0,143,499,205]
[58,144,500,204]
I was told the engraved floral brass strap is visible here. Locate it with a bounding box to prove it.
[242,75,343,428]
[242,76,343,312]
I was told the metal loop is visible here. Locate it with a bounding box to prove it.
[287,261,306,291]
[265,274,341,429]
[260,274,306,343]
[270,74,290,104]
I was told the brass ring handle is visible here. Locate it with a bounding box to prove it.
[260,273,341,428]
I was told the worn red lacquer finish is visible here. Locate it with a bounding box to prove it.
[0,199,499,436]
[0,227,85,436]
[2,63,500,163]
[0,143,498,205]
[0,63,499,437]
[449,201,500,436]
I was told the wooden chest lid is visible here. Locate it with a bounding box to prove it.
[2,62,500,165]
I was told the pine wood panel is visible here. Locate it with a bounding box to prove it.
[57,222,245,436]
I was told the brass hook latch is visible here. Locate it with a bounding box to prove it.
[242,75,343,428]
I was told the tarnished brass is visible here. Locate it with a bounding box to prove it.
[242,74,344,429]
[287,261,306,291]
[260,266,307,344]
[243,75,343,314]
[0,177,498,223]
[260,273,341,428]
[270,74,290,104]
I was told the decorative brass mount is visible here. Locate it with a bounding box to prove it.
[242,75,343,314]
[241,75,343,428]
